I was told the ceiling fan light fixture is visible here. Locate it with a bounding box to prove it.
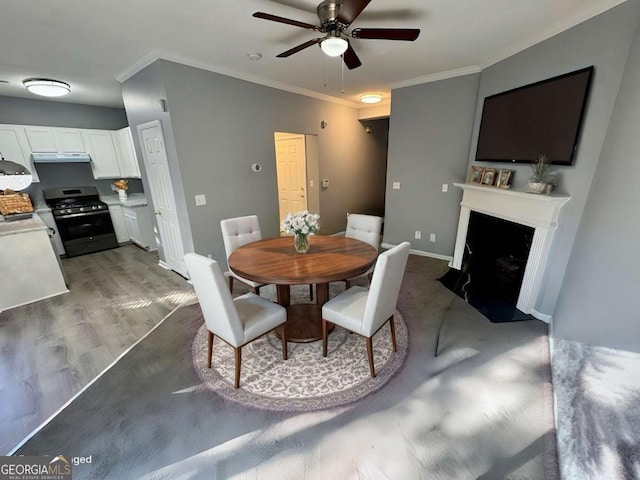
[23,78,70,97]
[360,93,383,104]
[321,37,348,57]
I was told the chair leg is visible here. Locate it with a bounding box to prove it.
[234,347,242,389]
[280,324,288,360]
[345,279,351,289]
[309,284,314,301]
[207,331,214,368]
[228,276,234,293]
[253,286,260,295]
[389,316,397,352]
[366,337,376,378]
[322,319,329,357]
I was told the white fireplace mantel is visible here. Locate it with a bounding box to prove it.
[452,183,570,321]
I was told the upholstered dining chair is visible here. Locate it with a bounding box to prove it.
[185,253,287,389]
[221,215,314,300]
[343,213,383,288]
[220,215,267,295]
[322,241,411,377]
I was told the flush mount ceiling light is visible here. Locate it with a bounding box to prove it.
[320,36,348,57]
[247,52,262,61]
[23,79,70,97]
[360,93,383,104]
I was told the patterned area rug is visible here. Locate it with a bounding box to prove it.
[192,285,408,411]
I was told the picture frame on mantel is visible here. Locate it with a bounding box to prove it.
[470,166,484,184]
[496,169,513,189]
[481,168,496,186]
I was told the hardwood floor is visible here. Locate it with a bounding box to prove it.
[0,244,196,454]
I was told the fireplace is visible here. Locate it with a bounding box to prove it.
[449,183,570,322]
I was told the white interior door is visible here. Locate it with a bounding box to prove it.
[275,133,307,227]
[136,120,188,277]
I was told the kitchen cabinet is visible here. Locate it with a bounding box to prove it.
[82,130,120,179]
[36,209,66,256]
[108,204,130,244]
[122,204,155,250]
[56,128,86,153]
[112,127,141,178]
[0,125,40,182]
[24,126,59,153]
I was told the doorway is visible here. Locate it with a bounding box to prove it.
[274,132,320,230]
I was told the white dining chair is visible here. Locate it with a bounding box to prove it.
[220,215,267,295]
[185,253,287,389]
[343,213,383,288]
[322,241,410,377]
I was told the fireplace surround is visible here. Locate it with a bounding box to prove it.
[452,183,570,322]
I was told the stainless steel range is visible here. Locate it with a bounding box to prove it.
[44,186,118,257]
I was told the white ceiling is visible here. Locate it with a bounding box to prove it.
[0,0,627,109]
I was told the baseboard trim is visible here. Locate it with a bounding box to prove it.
[381,242,453,262]
[531,308,552,324]
[158,260,170,270]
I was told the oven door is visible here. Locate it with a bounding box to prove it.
[54,210,118,257]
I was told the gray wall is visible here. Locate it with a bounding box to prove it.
[0,95,127,129]
[121,60,195,263]
[0,95,136,206]
[153,60,384,266]
[465,1,640,315]
[552,17,640,352]
[385,73,480,255]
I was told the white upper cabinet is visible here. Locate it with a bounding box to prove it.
[0,125,40,182]
[81,129,120,179]
[112,127,141,178]
[24,126,59,153]
[56,128,86,153]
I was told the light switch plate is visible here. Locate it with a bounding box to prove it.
[442,184,448,192]
[195,194,207,206]
[392,182,401,190]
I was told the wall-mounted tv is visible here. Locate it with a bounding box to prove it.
[475,66,594,165]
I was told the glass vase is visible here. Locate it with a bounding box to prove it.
[294,233,310,253]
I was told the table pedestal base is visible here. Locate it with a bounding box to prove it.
[277,304,334,343]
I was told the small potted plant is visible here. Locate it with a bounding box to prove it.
[528,154,557,194]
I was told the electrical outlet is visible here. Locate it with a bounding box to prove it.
[429,233,436,243]
[392,181,401,190]
[309,180,314,188]
[415,230,421,239]
[195,194,207,206]
[442,184,448,192]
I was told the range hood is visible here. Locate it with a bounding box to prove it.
[31,153,91,163]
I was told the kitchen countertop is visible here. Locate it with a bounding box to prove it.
[0,213,48,237]
[101,193,148,207]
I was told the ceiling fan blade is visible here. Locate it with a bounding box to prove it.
[253,12,319,31]
[343,44,362,70]
[337,0,372,26]
[351,28,420,41]
[276,38,323,58]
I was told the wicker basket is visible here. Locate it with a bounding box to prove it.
[0,192,34,215]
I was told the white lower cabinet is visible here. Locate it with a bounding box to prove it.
[37,210,66,256]
[108,205,130,244]
[122,205,155,250]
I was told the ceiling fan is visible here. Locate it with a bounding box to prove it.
[253,0,420,69]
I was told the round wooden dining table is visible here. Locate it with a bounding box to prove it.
[228,235,377,342]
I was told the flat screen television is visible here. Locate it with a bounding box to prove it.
[475,66,594,165]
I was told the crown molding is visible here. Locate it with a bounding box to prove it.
[116,49,360,108]
[480,0,628,69]
[390,65,483,90]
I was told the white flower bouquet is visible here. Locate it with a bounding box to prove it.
[281,210,320,236]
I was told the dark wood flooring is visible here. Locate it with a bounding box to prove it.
[0,245,196,454]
